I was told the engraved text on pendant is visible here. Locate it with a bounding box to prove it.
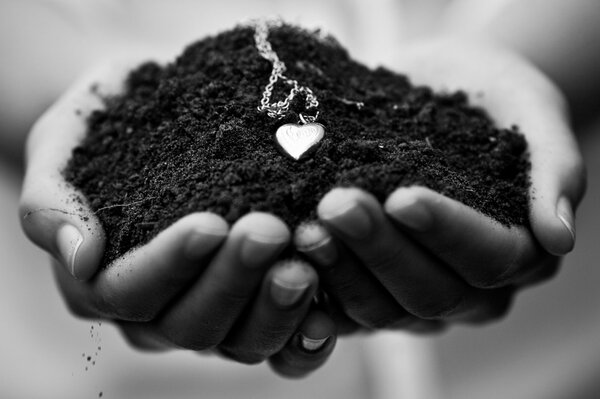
[275,123,325,161]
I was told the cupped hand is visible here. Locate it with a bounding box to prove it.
[296,38,585,331]
[19,60,336,377]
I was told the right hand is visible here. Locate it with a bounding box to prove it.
[295,38,586,333]
[19,60,336,378]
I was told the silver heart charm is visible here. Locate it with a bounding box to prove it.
[275,123,325,161]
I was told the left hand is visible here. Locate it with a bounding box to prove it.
[295,38,585,332]
[19,59,336,378]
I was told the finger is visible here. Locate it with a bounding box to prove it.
[152,212,290,350]
[117,321,173,352]
[295,222,410,329]
[19,60,142,280]
[53,212,228,321]
[295,238,434,332]
[444,287,516,326]
[512,255,560,288]
[318,188,472,319]
[313,291,363,336]
[385,186,547,288]
[479,56,585,256]
[402,319,447,334]
[513,97,585,256]
[477,68,586,255]
[397,40,586,255]
[268,309,337,379]
[218,259,318,364]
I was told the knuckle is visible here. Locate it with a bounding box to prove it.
[517,257,559,287]
[334,290,371,315]
[220,327,291,363]
[467,237,530,289]
[93,290,158,322]
[404,319,447,335]
[481,298,513,323]
[219,347,266,365]
[467,268,510,289]
[466,290,515,324]
[118,309,157,322]
[62,294,96,319]
[210,283,254,309]
[118,325,168,352]
[360,316,402,330]
[164,327,223,351]
[466,259,515,288]
[111,302,158,322]
[19,205,57,251]
[346,305,407,329]
[362,247,404,274]
[18,200,38,221]
[331,280,410,329]
[407,295,465,320]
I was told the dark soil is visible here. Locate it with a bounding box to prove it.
[64,24,530,266]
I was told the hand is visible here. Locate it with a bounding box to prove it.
[295,38,585,331]
[19,60,336,377]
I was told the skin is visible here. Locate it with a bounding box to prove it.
[19,60,336,378]
[295,38,585,332]
[18,31,586,377]
[444,0,600,129]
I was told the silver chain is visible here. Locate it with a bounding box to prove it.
[253,20,319,124]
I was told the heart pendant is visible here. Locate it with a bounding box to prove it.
[275,123,325,161]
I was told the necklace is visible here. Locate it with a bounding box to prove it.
[253,20,325,161]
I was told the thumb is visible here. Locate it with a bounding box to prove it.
[478,64,586,255]
[19,61,132,279]
[20,186,105,281]
[473,49,587,255]
[396,39,586,255]
[526,109,586,256]
[480,62,586,256]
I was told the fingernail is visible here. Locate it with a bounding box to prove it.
[556,196,576,250]
[298,333,330,352]
[320,201,372,240]
[386,193,432,232]
[56,224,83,278]
[270,275,310,308]
[295,224,338,266]
[301,236,338,266]
[241,233,288,268]
[184,227,227,260]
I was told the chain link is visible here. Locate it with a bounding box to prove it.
[253,20,319,124]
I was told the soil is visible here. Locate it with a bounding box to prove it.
[63,23,530,266]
